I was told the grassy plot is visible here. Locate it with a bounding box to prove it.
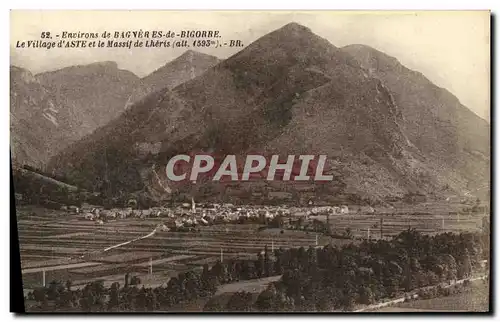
[69,263,130,275]
[20,245,88,254]
[43,232,92,239]
[94,251,165,264]
[372,280,490,312]
[215,275,283,295]
[183,256,219,266]
[393,281,489,312]
[22,262,102,274]
[133,255,196,267]
[21,256,77,268]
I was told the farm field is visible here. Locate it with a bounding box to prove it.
[375,280,490,312]
[15,203,487,293]
[215,275,282,295]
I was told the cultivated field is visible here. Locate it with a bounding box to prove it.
[215,275,282,295]
[375,280,489,312]
[15,202,487,294]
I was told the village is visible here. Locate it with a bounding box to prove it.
[65,198,353,233]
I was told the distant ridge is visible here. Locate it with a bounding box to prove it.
[126,50,221,108]
[10,51,220,169]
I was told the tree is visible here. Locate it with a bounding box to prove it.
[339,280,357,311]
[458,249,473,279]
[210,261,226,284]
[316,291,334,312]
[80,289,94,311]
[146,288,157,311]
[274,249,284,275]
[255,288,276,312]
[66,280,73,292]
[203,295,226,312]
[130,276,141,286]
[46,280,65,301]
[240,260,255,280]
[344,227,353,239]
[297,246,307,270]
[135,287,147,311]
[296,217,304,230]
[307,246,318,273]
[80,280,106,312]
[256,252,264,278]
[282,269,302,299]
[107,282,120,311]
[326,213,332,235]
[264,245,273,277]
[183,270,202,299]
[201,264,217,296]
[358,286,374,305]
[426,271,440,286]
[54,289,73,310]
[33,287,48,310]
[124,273,130,288]
[441,254,458,281]
[226,260,237,282]
[166,277,182,305]
[226,291,253,312]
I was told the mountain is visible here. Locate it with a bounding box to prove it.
[36,61,140,141]
[10,51,219,170]
[10,66,62,168]
[125,50,220,108]
[10,62,140,169]
[341,44,490,198]
[47,23,490,204]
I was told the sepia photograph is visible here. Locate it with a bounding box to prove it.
[9,10,491,313]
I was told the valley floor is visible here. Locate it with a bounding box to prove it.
[14,202,489,312]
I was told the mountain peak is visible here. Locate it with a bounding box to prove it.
[221,21,356,80]
[270,22,318,41]
[181,49,197,56]
[279,22,312,33]
[175,50,219,63]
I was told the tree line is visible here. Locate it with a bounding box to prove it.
[25,228,488,312]
[225,228,488,312]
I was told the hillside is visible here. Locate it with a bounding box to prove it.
[10,62,140,169]
[10,66,64,168]
[341,44,490,199]
[47,23,490,204]
[126,50,220,108]
[10,51,219,170]
[36,61,140,140]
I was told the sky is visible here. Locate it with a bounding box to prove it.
[10,10,490,121]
